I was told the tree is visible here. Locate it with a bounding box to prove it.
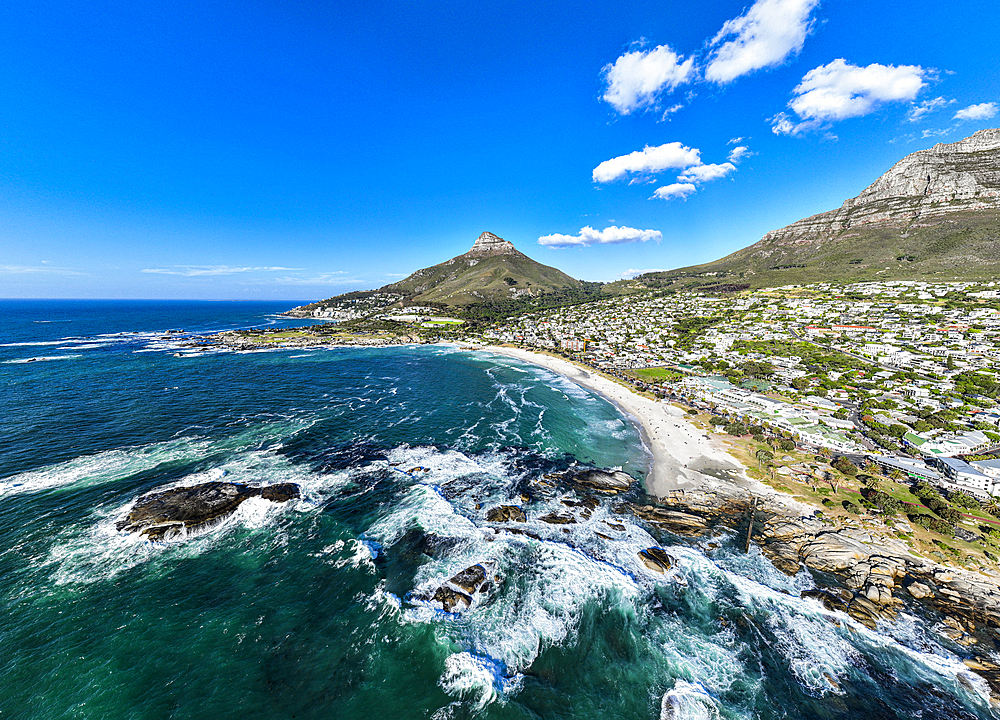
[756,448,775,469]
[888,424,909,438]
[779,439,796,452]
[831,456,858,476]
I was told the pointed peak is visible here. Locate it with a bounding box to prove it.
[466,231,520,257]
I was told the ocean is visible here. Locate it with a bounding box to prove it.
[0,299,995,719]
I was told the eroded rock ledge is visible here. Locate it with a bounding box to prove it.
[622,486,1000,638]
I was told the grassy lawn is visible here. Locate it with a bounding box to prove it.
[628,367,683,382]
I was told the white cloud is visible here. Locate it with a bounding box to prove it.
[660,103,684,121]
[0,264,84,275]
[602,43,696,114]
[593,142,701,183]
[618,268,670,279]
[706,0,819,83]
[954,102,998,121]
[141,265,298,276]
[773,59,927,134]
[538,225,662,249]
[727,136,745,145]
[271,273,364,285]
[906,96,950,122]
[677,162,736,184]
[652,183,697,200]
[727,145,750,162]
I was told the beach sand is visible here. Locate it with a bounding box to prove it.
[482,346,770,498]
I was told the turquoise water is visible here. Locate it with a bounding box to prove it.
[0,300,996,719]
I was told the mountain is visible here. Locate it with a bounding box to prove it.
[288,232,590,319]
[642,128,1000,290]
[381,231,582,305]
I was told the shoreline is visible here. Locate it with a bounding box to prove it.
[480,345,771,500]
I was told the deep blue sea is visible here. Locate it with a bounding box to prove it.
[0,300,996,719]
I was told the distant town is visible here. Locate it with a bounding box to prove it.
[476,279,1000,500]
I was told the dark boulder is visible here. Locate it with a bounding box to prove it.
[116,481,300,541]
[486,505,526,523]
[638,547,673,574]
[429,563,495,613]
[545,468,633,493]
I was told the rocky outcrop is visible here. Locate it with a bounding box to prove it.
[545,468,634,494]
[638,547,674,574]
[625,486,1000,636]
[462,231,521,258]
[761,128,1000,243]
[116,481,300,541]
[429,563,496,613]
[485,505,526,523]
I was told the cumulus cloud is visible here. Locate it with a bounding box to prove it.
[652,183,698,200]
[141,265,299,276]
[705,0,819,83]
[593,142,701,183]
[677,162,736,184]
[954,102,998,121]
[727,145,750,162]
[538,225,662,249]
[602,43,696,114]
[906,96,950,122]
[773,59,927,134]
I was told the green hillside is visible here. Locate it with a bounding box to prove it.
[641,211,1000,291]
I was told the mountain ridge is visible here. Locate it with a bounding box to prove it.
[640,128,1000,290]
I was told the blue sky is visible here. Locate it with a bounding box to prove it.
[2,0,998,300]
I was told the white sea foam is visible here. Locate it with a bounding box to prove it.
[3,354,82,364]
[660,680,721,720]
[439,652,503,710]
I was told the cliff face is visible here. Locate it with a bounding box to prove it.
[642,129,1000,289]
[763,128,1000,245]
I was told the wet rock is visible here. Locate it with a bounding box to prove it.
[626,504,709,536]
[429,563,495,613]
[539,512,577,525]
[432,586,473,613]
[638,547,673,574]
[545,468,633,493]
[486,505,526,523]
[964,658,1000,700]
[802,588,850,614]
[116,481,300,541]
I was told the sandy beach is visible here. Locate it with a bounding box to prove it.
[482,345,769,498]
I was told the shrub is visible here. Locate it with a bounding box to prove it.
[949,491,981,510]
[831,456,858,476]
[779,439,796,452]
[938,507,963,524]
[980,525,1000,540]
[843,501,862,514]
[724,423,747,436]
[865,489,902,515]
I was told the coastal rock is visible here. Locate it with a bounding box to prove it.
[546,468,633,493]
[116,481,300,541]
[638,547,673,574]
[625,504,709,536]
[538,512,577,525]
[906,581,933,599]
[485,505,526,523]
[429,563,496,613]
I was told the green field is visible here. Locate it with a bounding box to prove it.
[629,367,682,382]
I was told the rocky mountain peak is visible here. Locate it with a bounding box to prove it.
[466,231,520,257]
[760,128,1000,245]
